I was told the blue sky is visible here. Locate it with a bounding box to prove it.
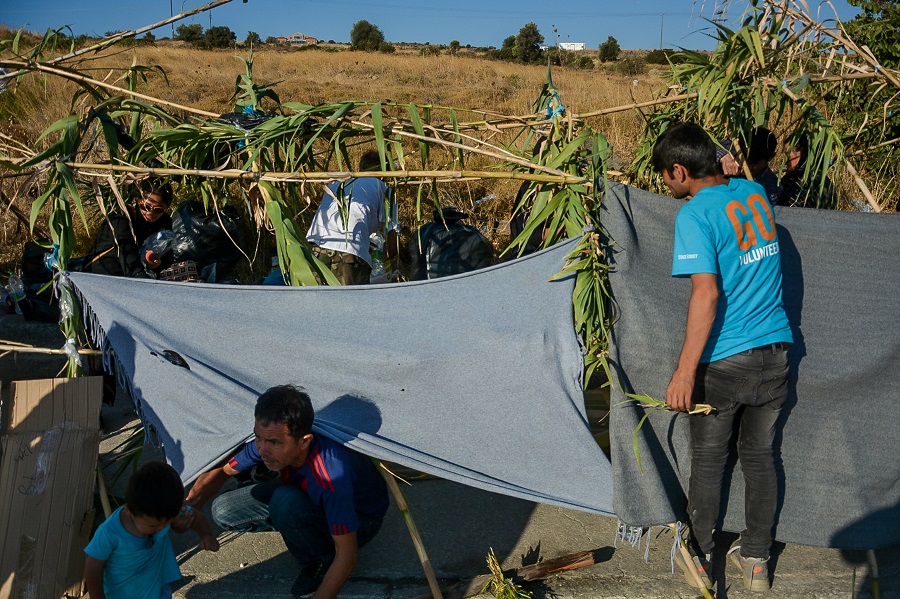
[3,0,860,51]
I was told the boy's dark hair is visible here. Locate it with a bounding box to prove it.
[141,179,174,206]
[652,123,719,179]
[255,384,314,440]
[359,151,382,172]
[125,461,184,519]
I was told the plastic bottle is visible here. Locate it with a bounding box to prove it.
[369,232,386,283]
[7,272,25,315]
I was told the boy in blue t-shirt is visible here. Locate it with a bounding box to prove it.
[652,123,792,594]
[84,461,219,599]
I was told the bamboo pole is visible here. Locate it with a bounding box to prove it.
[0,59,218,118]
[0,0,238,78]
[844,159,882,213]
[97,465,113,519]
[375,461,444,599]
[64,161,589,186]
[0,343,102,355]
[675,541,716,599]
[868,549,881,599]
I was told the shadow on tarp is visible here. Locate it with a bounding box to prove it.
[834,503,900,598]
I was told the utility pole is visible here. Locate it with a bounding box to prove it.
[170,0,174,37]
[659,13,664,50]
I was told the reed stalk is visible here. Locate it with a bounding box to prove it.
[375,461,444,599]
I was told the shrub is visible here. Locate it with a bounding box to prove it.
[175,23,203,43]
[645,48,685,64]
[598,36,620,62]
[379,42,396,54]
[615,56,645,76]
[204,26,236,49]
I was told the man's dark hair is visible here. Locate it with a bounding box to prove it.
[359,150,382,172]
[255,384,314,440]
[652,122,719,178]
[126,461,184,519]
[142,179,174,206]
[791,132,811,167]
[740,126,778,163]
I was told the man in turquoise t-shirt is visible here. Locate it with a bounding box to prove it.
[652,123,793,593]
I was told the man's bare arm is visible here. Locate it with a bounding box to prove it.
[313,532,358,599]
[666,273,719,412]
[185,463,238,509]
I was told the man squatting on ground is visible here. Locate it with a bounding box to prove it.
[652,123,793,592]
[186,385,389,598]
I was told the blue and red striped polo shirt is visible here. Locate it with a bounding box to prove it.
[229,435,388,536]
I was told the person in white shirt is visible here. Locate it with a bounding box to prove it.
[306,151,397,285]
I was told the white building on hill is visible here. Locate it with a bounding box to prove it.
[285,32,318,46]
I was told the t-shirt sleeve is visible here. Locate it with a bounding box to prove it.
[672,209,717,277]
[85,518,117,561]
[227,440,261,473]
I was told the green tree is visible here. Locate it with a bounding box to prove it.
[513,22,544,64]
[264,35,279,44]
[175,23,203,43]
[379,41,396,54]
[497,35,516,60]
[350,20,385,52]
[598,36,620,62]
[449,39,460,55]
[143,31,156,43]
[204,26,236,48]
[245,31,261,46]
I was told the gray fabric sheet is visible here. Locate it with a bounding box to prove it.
[66,238,616,515]
[602,182,900,550]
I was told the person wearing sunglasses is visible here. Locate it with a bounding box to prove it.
[84,181,174,278]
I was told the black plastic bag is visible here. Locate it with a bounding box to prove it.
[169,201,244,273]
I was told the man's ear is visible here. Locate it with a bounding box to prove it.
[671,163,689,182]
[298,433,313,450]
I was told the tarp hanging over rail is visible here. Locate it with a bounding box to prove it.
[603,182,900,550]
[66,238,616,516]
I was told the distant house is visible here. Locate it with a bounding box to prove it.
[558,42,585,51]
[276,36,288,44]
[285,32,318,46]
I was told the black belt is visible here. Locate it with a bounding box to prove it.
[747,342,790,353]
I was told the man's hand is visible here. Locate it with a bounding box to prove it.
[170,503,196,533]
[666,369,696,412]
[198,533,220,552]
[144,249,161,268]
[186,464,236,509]
[720,153,740,176]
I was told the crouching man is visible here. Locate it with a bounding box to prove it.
[186,384,389,598]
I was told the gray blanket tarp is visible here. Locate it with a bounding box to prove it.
[603,182,900,550]
[66,238,616,515]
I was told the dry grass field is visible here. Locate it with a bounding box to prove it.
[0,41,663,273]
